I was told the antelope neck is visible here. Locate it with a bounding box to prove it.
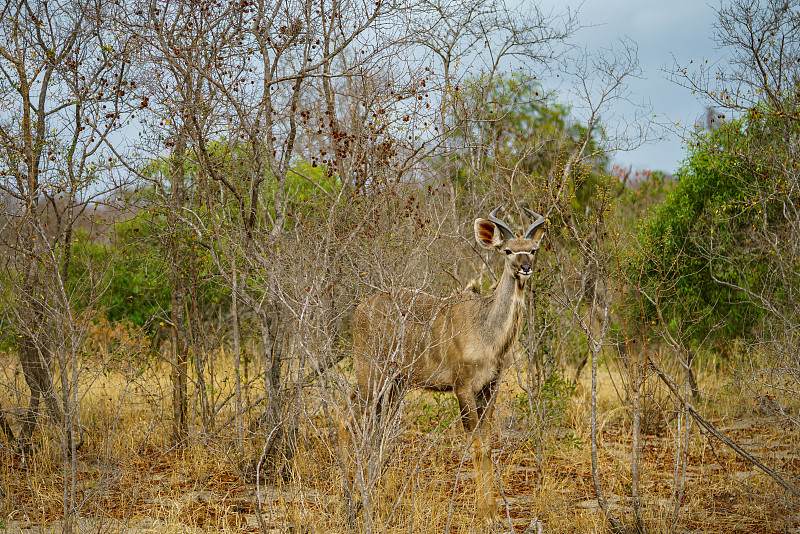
[487,269,525,320]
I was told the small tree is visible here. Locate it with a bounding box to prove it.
[0,0,135,531]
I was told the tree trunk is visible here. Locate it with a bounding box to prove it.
[171,269,189,446]
[232,263,244,457]
[18,268,63,450]
[686,349,700,402]
[170,131,189,446]
[252,303,294,480]
[188,256,211,433]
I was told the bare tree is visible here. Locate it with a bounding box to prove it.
[0,0,135,530]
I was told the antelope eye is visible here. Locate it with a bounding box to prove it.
[504,249,512,255]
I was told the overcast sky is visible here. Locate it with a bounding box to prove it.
[537,0,727,174]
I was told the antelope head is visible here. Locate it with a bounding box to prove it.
[474,206,547,281]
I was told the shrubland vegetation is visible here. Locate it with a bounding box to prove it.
[0,0,798,532]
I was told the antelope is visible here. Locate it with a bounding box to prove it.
[351,206,547,521]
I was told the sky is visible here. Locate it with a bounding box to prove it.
[536,0,728,174]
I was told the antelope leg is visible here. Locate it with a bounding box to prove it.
[457,388,499,521]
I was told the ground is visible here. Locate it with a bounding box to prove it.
[1,357,798,533]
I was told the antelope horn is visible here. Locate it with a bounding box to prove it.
[523,207,547,239]
[488,206,516,241]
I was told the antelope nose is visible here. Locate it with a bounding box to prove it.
[521,263,531,274]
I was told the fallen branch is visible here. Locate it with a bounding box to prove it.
[648,355,800,500]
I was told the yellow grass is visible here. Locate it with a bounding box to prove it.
[0,339,798,534]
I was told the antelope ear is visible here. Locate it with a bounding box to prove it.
[529,226,547,248]
[474,218,504,249]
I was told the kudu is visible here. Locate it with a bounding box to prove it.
[351,207,547,521]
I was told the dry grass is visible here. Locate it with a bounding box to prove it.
[0,342,798,534]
